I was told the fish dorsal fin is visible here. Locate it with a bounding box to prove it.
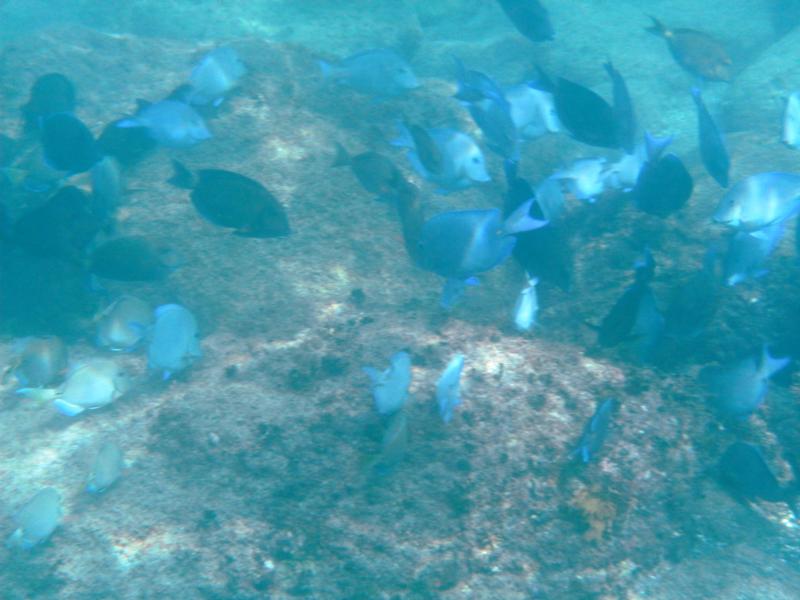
[135,99,152,111]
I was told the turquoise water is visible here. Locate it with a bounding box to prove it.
[1,1,800,598]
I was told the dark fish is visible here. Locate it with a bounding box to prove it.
[331,143,408,200]
[646,17,732,81]
[571,398,615,463]
[633,148,693,217]
[539,71,617,148]
[21,74,76,133]
[97,118,157,166]
[690,87,729,187]
[89,236,171,281]
[41,113,100,174]
[393,181,425,263]
[497,0,554,42]
[719,442,797,513]
[502,161,572,290]
[168,161,290,238]
[452,57,505,104]
[467,96,520,160]
[663,249,719,339]
[12,186,103,258]
[407,123,445,176]
[603,62,637,153]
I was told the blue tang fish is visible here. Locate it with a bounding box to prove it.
[148,304,202,379]
[362,351,412,416]
[319,49,418,98]
[5,488,62,550]
[723,221,786,286]
[691,87,729,187]
[437,354,465,424]
[187,47,247,106]
[571,398,615,463]
[713,172,800,233]
[118,100,211,148]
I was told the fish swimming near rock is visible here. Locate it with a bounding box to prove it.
[718,442,798,515]
[118,100,211,148]
[5,488,62,550]
[87,441,124,494]
[169,161,291,237]
[393,123,490,193]
[553,157,607,203]
[571,398,615,463]
[437,354,465,423]
[319,49,418,98]
[452,58,505,105]
[723,221,785,286]
[370,409,409,475]
[96,295,153,352]
[505,82,560,139]
[690,87,729,187]
[782,91,800,148]
[21,73,76,133]
[466,95,520,161]
[3,336,67,390]
[646,17,732,81]
[604,62,637,153]
[633,134,693,217]
[496,0,554,42]
[41,113,100,174]
[332,143,409,201]
[713,172,800,232]
[663,249,719,339]
[513,274,539,332]
[89,236,172,281]
[90,156,123,227]
[186,47,247,106]
[700,346,790,419]
[362,351,412,416]
[98,118,157,166]
[148,303,202,379]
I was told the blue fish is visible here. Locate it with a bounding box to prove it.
[118,100,211,148]
[362,351,412,416]
[571,398,615,463]
[437,354,465,423]
[187,47,247,106]
[723,221,786,286]
[633,136,693,217]
[452,57,505,104]
[41,113,100,174]
[147,304,202,379]
[319,49,418,98]
[719,442,798,514]
[713,172,800,233]
[691,87,729,188]
[496,0,554,42]
[417,200,547,308]
[467,95,521,161]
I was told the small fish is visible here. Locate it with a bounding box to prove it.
[319,49,418,98]
[452,57,505,105]
[21,74,76,133]
[723,221,785,286]
[571,398,615,463]
[604,62,637,153]
[187,47,247,106]
[90,156,123,226]
[700,346,790,419]
[690,87,729,187]
[117,100,211,148]
[553,157,607,202]
[332,143,408,200]
[467,95,521,160]
[718,442,798,513]
[646,17,732,81]
[782,91,800,148]
[40,113,100,174]
[168,161,290,237]
[89,236,172,281]
[633,137,693,217]
[148,304,202,379]
[713,172,800,232]
[513,275,539,332]
[371,409,409,475]
[406,123,445,177]
[96,295,153,351]
[362,351,412,416]
[98,118,157,166]
[496,0,554,42]
[5,488,62,550]
[437,354,465,423]
[505,82,560,139]
[87,441,124,494]
[393,123,490,193]
[3,336,67,390]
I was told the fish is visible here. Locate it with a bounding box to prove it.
[633,136,693,217]
[40,113,100,174]
[505,82,560,139]
[148,304,202,379]
[700,346,790,419]
[186,47,247,106]
[3,336,67,390]
[362,351,412,416]
[646,17,732,81]
[437,354,465,423]
[690,87,729,187]
[96,295,153,351]
[496,0,554,42]
[392,123,490,193]
[571,398,615,463]
[718,443,798,515]
[663,249,719,339]
[723,221,786,286]
[713,172,800,232]
[168,161,290,237]
[466,95,520,160]
[89,236,172,281]
[417,200,547,308]
[513,275,539,332]
[406,123,445,177]
[90,156,123,226]
[553,157,607,202]
[782,91,800,148]
[21,73,76,133]
[117,100,211,148]
[98,117,157,166]
[87,441,124,494]
[452,57,506,104]
[331,143,408,200]
[319,49,418,98]
[603,62,637,154]
[5,488,62,550]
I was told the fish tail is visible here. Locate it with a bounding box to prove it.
[645,15,667,37]
[331,142,351,168]
[318,60,333,80]
[167,160,194,189]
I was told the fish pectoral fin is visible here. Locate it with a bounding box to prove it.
[53,399,85,417]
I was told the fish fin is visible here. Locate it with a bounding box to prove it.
[581,446,590,463]
[645,15,667,36]
[440,278,468,309]
[162,370,172,381]
[465,276,480,287]
[331,142,351,168]
[53,398,85,417]
[135,98,152,111]
[16,388,57,401]
[362,366,381,383]
[115,118,140,129]
[644,131,673,160]
[504,197,548,234]
[167,160,194,189]
[761,346,791,378]
[318,60,333,80]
